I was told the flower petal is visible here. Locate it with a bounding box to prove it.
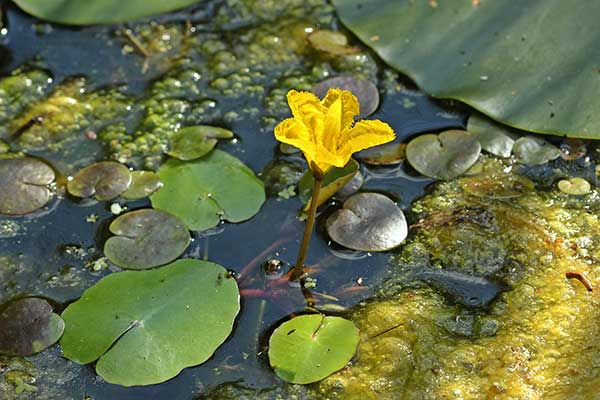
[286,90,326,141]
[341,119,396,154]
[321,88,359,134]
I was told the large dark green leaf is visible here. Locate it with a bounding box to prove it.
[12,0,201,25]
[333,0,600,138]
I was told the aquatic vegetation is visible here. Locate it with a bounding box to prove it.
[298,158,359,210]
[67,161,132,201]
[0,158,55,215]
[166,125,234,161]
[513,136,561,166]
[121,171,162,200]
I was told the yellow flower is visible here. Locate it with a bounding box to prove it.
[274,88,395,175]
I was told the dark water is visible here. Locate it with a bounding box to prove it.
[0,1,466,398]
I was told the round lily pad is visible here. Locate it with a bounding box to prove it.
[268,315,359,384]
[166,125,234,161]
[513,136,560,166]
[467,114,516,158]
[406,130,481,180]
[312,75,379,117]
[358,143,406,165]
[307,30,358,56]
[60,259,240,386]
[104,209,190,270]
[67,161,132,201]
[121,171,162,200]
[0,298,64,356]
[0,157,55,215]
[326,192,407,251]
[151,149,265,231]
[558,178,591,196]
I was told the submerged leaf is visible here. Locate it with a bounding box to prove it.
[121,171,162,200]
[0,298,64,356]
[60,259,240,386]
[299,159,359,210]
[307,30,358,56]
[312,75,379,117]
[269,315,359,384]
[326,192,407,251]
[557,178,591,196]
[513,136,560,166]
[104,209,190,270]
[166,125,234,161]
[407,130,481,180]
[0,157,55,215]
[67,161,132,201]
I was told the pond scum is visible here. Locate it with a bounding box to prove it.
[1,0,599,399]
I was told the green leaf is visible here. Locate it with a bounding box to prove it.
[60,259,240,386]
[104,209,190,270]
[333,0,600,138]
[513,136,560,166]
[467,114,516,158]
[67,161,132,201]
[298,159,359,211]
[166,126,234,161]
[121,171,162,200]
[0,298,64,356]
[151,150,265,231]
[268,314,359,384]
[12,0,202,25]
[0,157,55,215]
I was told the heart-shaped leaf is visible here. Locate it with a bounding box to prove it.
[166,126,234,161]
[406,130,481,180]
[268,315,359,384]
[0,298,64,356]
[104,209,190,270]
[513,136,560,166]
[0,157,55,215]
[312,75,379,117]
[467,114,516,158]
[67,161,132,201]
[121,171,162,200]
[60,259,240,386]
[557,178,591,196]
[326,192,407,251]
[299,159,359,211]
[151,150,265,231]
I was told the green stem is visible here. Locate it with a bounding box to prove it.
[291,175,323,281]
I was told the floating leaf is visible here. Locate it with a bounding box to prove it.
[60,259,240,386]
[104,209,190,270]
[558,178,591,196]
[326,192,407,251]
[151,150,265,231]
[406,130,481,180]
[467,114,516,158]
[299,159,359,211]
[336,170,364,198]
[166,126,234,161]
[0,298,64,356]
[0,157,55,215]
[333,0,600,138]
[67,161,132,201]
[358,143,406,165]
[268,315,359,384]
[513,136,560,166]
[312,75,379,117]
[12,0,203,25]
[121,171,162,200]
[307,30,358,56]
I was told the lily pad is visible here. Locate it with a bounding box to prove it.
[166,125,234,161]
[104,209,190,270]
[151,149,265,231]
[307,30,358,56]
[467,114,516,158]
[326,192,407,251]
[558,178,591,196]
[60,259,240,386]
[67,161,132,201]
[406,130,481,180]
[358,143,406,165]
[312,75,379,117]
[12,0,202,25]
[121,171,162,200]
[333,0,600,138]
[513,136,560,166]
[0,298,64,356]
[268,314,359,384]
[336,170,364,198]
[299,159,359,211]
[0,157,55,215]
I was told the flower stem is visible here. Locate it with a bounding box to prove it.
[291,175,323,281]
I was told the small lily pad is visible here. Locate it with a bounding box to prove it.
[467,114,516,158]
[307,30,359,56]
[0,298,64,356]
[67,161,132,201]
[406,130,481,180]
[268,314,359,384]
[312,75,379,117]
[326,192,407,251]
[358,143,406,165]
[121,171,162,200]
[299,159,359,211]
[166,125,234,161]
[513,136,560,166]
[0,157,55,215]
[337,170,364,198]
[104,209,190,270]
[557,177,591,195]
